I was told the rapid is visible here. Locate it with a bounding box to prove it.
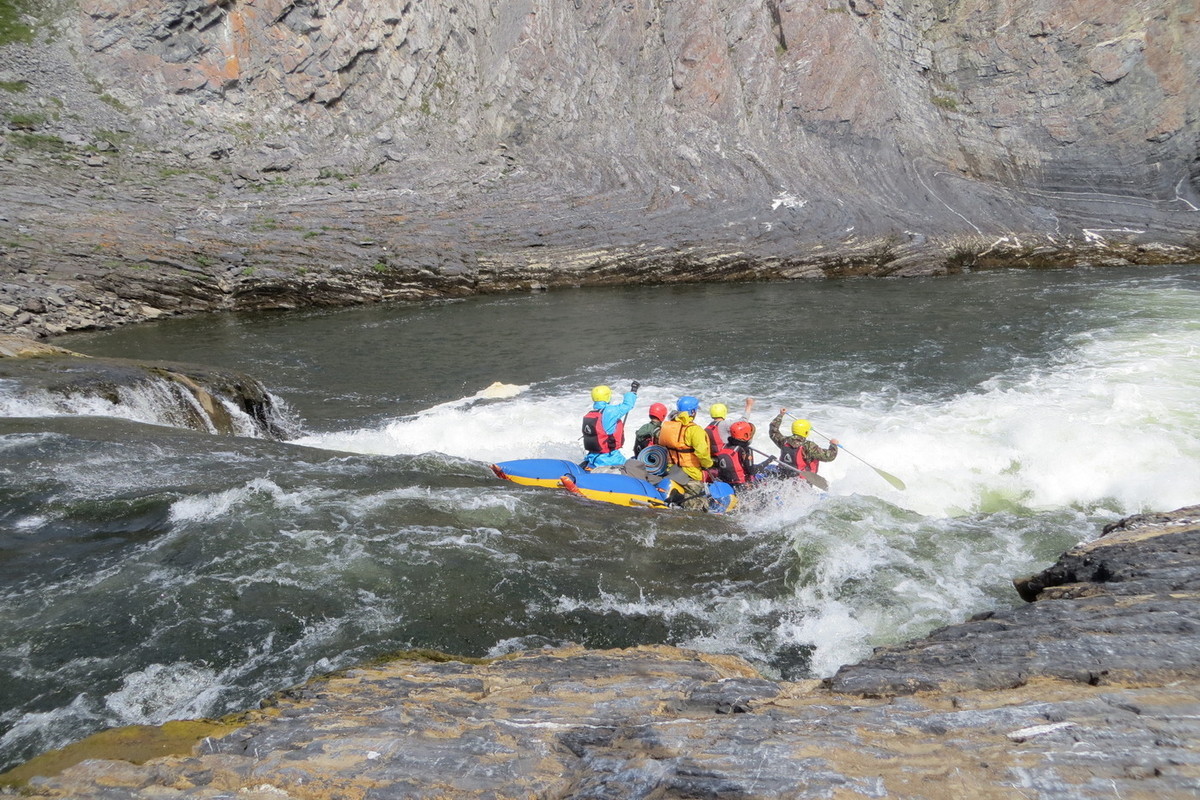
[1,265,1197,772]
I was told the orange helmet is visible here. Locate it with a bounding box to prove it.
[729,421,754,442]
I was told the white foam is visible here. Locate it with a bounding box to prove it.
[103,662,222,725]
[298,324,1199,520]
[167,478,326,524]
[0,377,296,439]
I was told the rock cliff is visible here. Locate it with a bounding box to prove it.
[4,506,1199,798]
[1,0,1199,336]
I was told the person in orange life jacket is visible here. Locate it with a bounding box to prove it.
[704,397,755,452]
[581,382,639,469]
[632,402,668,456]
[768,409,838,474]
[656,395,713,482]
[710,420,759,488]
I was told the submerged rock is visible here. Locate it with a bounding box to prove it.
[0,335,293,439]
[5,507,1199,798]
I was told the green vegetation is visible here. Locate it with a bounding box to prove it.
[0,719,236,790]
[372,261,388,273]
[195,254,214,267]
[932,94,959,111]
[303,230,321,239]
[0,79,28,93]
[240,266,256,276]
[99,93,129,112]
[10,132,66,152]
[0,0,35,46]
[7,110,46,129]
[93,129,132,152]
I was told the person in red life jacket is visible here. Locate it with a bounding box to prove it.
[581,382,639,469]
[633,402,668,456]
[768,409,838,475]
[710,420,759,489]
[705,397,755,452]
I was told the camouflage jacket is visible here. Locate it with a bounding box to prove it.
[768,413,838,463]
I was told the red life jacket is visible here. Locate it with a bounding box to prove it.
[705,420,724,453]
[712,441,749,485]
[582,409,625,454]
[781,441,820,473]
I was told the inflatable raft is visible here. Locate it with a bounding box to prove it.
[490,447,737,513]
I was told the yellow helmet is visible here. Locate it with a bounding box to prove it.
[591,385,612,403]
[709,403,728,419]
[791,418,812,437]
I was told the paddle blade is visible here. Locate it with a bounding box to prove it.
[796,471,830,491]
[874,468,906,491]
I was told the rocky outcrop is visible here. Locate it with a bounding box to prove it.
[833,504,1200,695]
[0,0,1198,337]
[5,506,1199,799]
[0,334,292,437]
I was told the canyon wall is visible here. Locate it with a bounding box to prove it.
[0,0,1198,334]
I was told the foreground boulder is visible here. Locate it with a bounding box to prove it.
[5,506,1199,798]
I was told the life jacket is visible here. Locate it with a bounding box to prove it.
[582,408,625,454]
[781,440,820,474]
[705,420,725,453]
[632,421,660,456]
[712,441,749,485]
[658,418,701,471]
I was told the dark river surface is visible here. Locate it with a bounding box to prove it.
[1,266,1197,771]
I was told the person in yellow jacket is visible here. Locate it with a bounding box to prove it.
[656,395,714,482]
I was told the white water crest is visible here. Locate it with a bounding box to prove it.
[296,290,1200,519]
[0,377,290,438]
[284,275,1200,676]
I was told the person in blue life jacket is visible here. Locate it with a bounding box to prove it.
[581,381,639,469]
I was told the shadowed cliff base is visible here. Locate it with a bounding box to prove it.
[4,506,1199,799]
[2,0,1199,337]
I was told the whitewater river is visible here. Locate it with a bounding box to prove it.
[1,265,1198,771]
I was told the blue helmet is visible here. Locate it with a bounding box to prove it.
[676,395,700,413]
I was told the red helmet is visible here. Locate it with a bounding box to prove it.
[649,402,668,421]
[729,421,754,442]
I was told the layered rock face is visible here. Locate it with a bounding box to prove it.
[7,507,1200,798]
[1,0,1198,335]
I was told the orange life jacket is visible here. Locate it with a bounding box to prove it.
[658,418,701,471]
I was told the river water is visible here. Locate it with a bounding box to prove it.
[1,266,1197,771]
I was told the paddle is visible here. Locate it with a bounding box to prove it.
[809,426,906,491]
[750,447,829,491]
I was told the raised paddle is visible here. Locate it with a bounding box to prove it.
[750,447,829,491]
[810,427,906,491]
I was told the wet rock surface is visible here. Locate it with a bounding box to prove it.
[7,506,1200,799]
[0,334,290,438]
[1,0,1198,338]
